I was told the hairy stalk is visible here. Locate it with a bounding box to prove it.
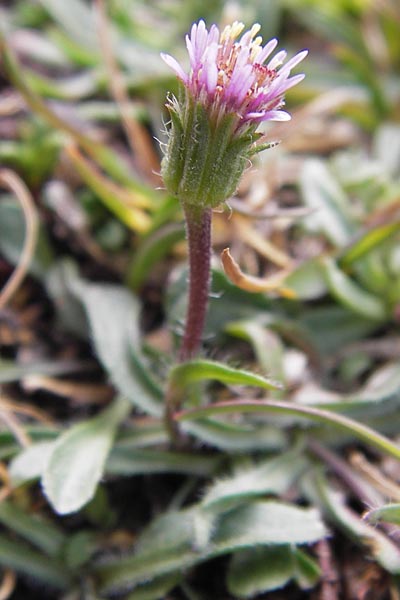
[165,204,211,444]
[179,205,212,362]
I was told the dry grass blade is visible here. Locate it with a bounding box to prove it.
[0,402,31,448]
[0,91,23,117]
[22,375,113,405]
[0,395,55,426]
[350,451,400,501]
[94,0,161,184]
[234,217,292,268]
[0,169,39,311]
[0,569,16,600]
[221,248,295,297]
[0,463,11,503]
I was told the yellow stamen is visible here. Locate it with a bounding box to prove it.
[221,21,245,43]
[250,36,263,61]
[249,24,261,39]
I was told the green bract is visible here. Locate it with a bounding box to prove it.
[162,87,258,208]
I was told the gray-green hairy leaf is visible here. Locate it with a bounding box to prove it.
[42,397,130,514]
[71,277,163,416]
[96,500,326,594]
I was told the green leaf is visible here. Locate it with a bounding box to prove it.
[321,257,387,321]
[127,223,185,290]
[340,221,400,268]
[373,123,400,177]
[227,545,320,597]
[114,422,168,448]
[297,305,376,356]
[213,501,326,549]
[96,501,326,594]
[67,146,152,232]
[0,500,65,556]
[71,276,163,416]
[113,415,285,453]
[201,447,307,513]
[296,363,400,420]
[225,321,285,390]
[9,441,55,486]
[63,531,97,569]
[354,251,391,296]
[107,447,220,477]
[38,0,97,49]
[283,258,327,300]
[312,473,400,574]
[227,546,295,597]
[0,357,85,383]
[125,573,182,600]
[183,419,286,452]
[0,198,54,278]
[364,504,400,526]
[42,397,130,514]
[176,399,400,461]
[169,359,282,391]
[0,534,70,589]
[293,548,321,589]
[300,159,353,247]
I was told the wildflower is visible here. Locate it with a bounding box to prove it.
[161,20,307,208]
[159,21,307,369]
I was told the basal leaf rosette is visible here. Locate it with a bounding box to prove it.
[161,20,307,209]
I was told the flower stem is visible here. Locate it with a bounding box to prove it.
[165,204,211,446]
[178,204,212,362]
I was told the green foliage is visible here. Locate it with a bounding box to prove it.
[42,397,130,514]
[365,503,400,526]
[96,500,326,595]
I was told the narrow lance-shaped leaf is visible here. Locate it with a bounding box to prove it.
[0,500,65,556]
[364,503,400,526]
[70,277,164,416]
[0,534,70,589]
[227,545,320,598]
[340,221,400,268]
[96,500,326,595]
[9,441,59,487]
[321,257,387,321]
[176,399,400,461]
[300,159,353,246]
[313,473,400,574]
[169,359,282,391]
[201,445,307,513]
[42,397,130,514]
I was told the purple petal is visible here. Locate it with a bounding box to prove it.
[245,109,291,123]
[225,62,254,105]
[239,23,261,47]
[186,20,209,69]
[257,38,278,64]
[194,20,208,57]
[278,50,308,76]
[185,34,195,66]
[160,53,188,83]
[273,73,305,95]
[200,42,219,94]
[208,24,220,45]
[263,110,291,121]
[267,50,287,70]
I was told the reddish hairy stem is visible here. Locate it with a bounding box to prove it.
[178,205,212,361]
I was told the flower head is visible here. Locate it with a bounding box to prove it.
[162,20,307,127]
[161,20,307,208]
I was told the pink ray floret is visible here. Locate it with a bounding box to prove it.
[161,20,307,124]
